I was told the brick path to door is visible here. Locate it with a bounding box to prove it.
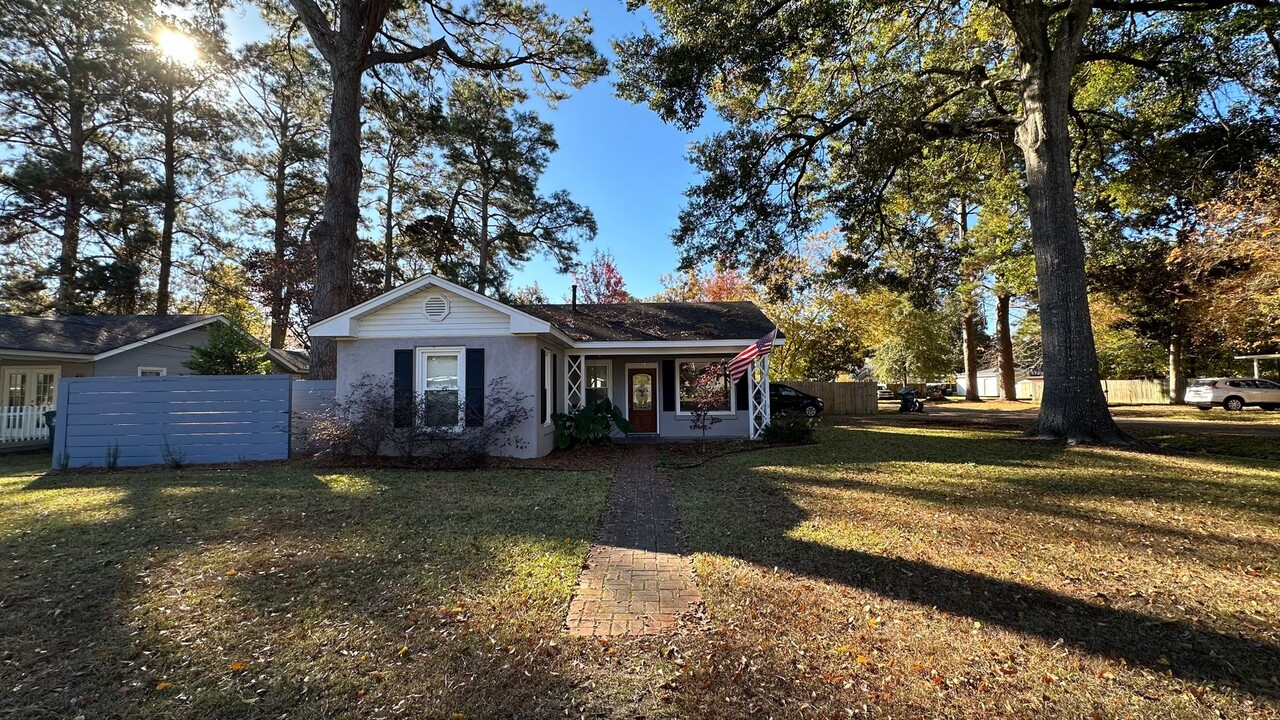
[565,445,703,636]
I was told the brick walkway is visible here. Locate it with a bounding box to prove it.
[565,445,702,636]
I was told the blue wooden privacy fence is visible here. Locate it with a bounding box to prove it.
[52,375,293,469]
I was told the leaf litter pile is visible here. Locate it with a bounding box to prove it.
[1,418,1278,719]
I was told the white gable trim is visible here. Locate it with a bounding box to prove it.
[308,274,572,344]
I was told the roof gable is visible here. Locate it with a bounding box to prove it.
[308,275,558,339]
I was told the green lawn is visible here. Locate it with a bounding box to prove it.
[0,453,611,719]
[3,423,1279,719]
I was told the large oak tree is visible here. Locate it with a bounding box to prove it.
[616,0,1277,442]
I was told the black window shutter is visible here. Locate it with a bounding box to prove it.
[465,348,485,427]
[552,353,559,415]
[539,349,546,422]
[393,349,413,428]
[735,374,749,410]
[661,360,676,412]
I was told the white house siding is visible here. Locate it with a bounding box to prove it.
[354,287,511,338]
[93,326,213,377]
[335,335,546,459]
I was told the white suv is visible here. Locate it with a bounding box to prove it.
[1184,378,1280,411]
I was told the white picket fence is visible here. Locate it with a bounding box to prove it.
[1,405,53,443]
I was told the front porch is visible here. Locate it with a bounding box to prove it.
[562,350,772,440]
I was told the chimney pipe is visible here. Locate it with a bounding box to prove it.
[571,284,578,311]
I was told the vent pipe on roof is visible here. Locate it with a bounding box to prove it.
[571,284,578,311]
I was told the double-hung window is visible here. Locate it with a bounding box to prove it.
[585,361,611,407]
[677,360,733,414]
[415,347,465,428]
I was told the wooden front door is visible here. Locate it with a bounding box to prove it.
[627,368,657,433]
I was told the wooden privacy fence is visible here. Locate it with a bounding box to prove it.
[52,375,292,469]
[290,379,336,450]
[779,381,878,415]
[1019,378,1171,405]
[1102,378,1171,404]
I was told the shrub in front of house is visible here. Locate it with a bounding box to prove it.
[551,398,633,449]
[308,374,531,468]
[761,411,818,445]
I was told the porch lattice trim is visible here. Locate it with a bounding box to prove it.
[565,354,586,411]
[748,355,771,440]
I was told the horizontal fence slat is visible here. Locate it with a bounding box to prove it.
[63,409,289,426]
[65,422,289,438]
[56,375,292,469]
[68,389,289,405]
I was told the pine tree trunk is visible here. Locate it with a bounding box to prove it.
[996,292,1017,401]
[963,310,981,401]
[56,95,85,314]
[156,80,176,316]
[308,64,362,379]
[476,183,491,295]
[382,160,396,291]
[1013,14,1128,443]
[269,145,289,349]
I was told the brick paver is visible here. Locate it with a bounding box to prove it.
[565,445,702,636]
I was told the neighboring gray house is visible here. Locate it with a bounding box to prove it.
[309,274,784,459]
[0,314,305,446]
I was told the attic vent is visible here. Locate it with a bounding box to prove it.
[423,294,450,321]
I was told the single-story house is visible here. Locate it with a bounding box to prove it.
[1,314,305,445]
[309,274,784,458]
[955,366,1032,399]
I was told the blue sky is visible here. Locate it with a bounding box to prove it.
[226,1,711,301]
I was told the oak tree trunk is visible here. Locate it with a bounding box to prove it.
[1013,21,1128,443]
[963,310,981,401]
[1168,333,1185,404]
[308,65,362,379]
[996,292,1017,401]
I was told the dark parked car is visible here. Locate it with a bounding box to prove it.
[771,383,824,417]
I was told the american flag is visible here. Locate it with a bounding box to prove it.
[726,328,778,383]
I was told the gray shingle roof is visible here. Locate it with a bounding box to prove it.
[0,314,219,355]
[514,301,780,343]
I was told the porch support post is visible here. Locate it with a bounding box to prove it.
[749,355,770,439]
[565,353,586,411]
[1254,359,1261,378]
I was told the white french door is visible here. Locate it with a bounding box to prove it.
[2,367,59,443]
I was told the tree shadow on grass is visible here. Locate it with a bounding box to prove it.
[4,464,605,719]
[672,428,1280,700]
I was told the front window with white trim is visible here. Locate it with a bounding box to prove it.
[677,360,733,414]
[585,361,611,406]
[415,347,464,427]
[137,367,167,377]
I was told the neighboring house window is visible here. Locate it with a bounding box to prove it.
[585,361,611,406]
[677,360,733,414]
[137,367,167,377]
[415,347,465,427]
[542,350,554,426]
